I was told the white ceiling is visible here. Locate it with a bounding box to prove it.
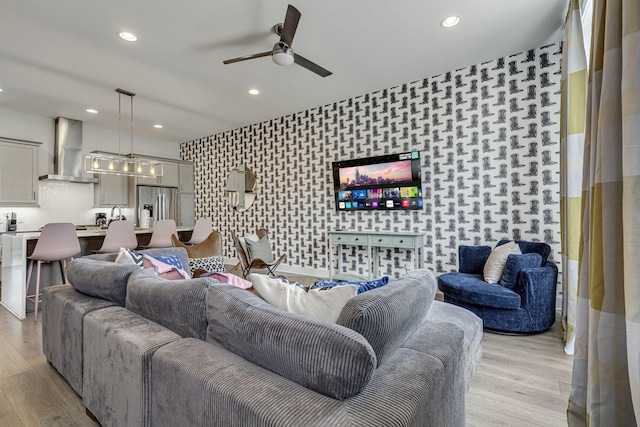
[0,0,567,144]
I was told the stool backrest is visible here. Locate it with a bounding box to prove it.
[98,220,138,253]
[186,218,213,245]
[147,219,178,248]
[31,223,80,261]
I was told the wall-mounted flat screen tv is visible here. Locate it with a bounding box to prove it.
[332,151,423,211]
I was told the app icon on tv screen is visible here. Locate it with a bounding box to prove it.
[372,201,379,208]
[383,187,400,198]
[368,188,382,199]
[345,202,352,209]
[353,189,367,200]
[338,191,352,201]
[400,186,419,198]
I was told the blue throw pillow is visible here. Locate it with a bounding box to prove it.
[459,245,492,274]
[499,253,543,289]
[496,239,551,264]
[312,276,389,294]
[153,255,187,272]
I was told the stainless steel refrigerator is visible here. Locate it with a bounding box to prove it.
[137,185,178,227]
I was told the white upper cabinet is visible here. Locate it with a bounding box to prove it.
[179,163,194,193]
[0,139,40,206]
[94,173,130,207]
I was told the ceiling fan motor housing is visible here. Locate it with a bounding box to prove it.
[272,42,294,66]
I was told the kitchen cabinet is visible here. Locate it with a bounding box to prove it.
[179,163,194,193]
[179,193,194,226]
[137,161,179,187]
[0,138,40,206]
[94,173,129,207]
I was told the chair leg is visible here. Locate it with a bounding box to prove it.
[34,260,42,322]
[61,258,70,283]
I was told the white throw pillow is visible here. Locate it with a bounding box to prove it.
[249,274,357,323]
[483,241,521,284]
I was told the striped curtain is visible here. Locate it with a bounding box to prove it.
[567,0,640,424]
[560,0,588,356]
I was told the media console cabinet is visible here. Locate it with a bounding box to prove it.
[327,230,425,280]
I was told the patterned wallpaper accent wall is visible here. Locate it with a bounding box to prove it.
[182,41,562,279]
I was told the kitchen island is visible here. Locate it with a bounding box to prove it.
[1,226,194,319]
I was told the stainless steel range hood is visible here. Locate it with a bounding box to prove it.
[39,117,98,183]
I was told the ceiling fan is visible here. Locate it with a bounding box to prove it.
[223,4,332,78]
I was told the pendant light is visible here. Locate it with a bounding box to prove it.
[84,88,163,178]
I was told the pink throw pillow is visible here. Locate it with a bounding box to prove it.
[142,254,190,280]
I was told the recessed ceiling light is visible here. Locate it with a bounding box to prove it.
[153,124,163,129]
[118,31,138,42]
[248,89,260,95]
[441,15,461,28]
[0,88,3,92]
[86,108,98,114]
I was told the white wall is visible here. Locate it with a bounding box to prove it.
[0,108,180,231]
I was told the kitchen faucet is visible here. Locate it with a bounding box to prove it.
[110,205,123,221]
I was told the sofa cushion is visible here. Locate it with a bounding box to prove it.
[483,241,521,284]
[125,269,218,340]
[499,253,543,290]
[336,269,437,367]
[497,239,551,264]
[66,258,140,306]
[437,272,521,310]
[206,284,377,400]
[458,245,492,274]
[249,274,358,323]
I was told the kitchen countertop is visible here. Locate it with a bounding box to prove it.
[2,226,193,240]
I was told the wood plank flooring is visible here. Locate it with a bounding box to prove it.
[0,300,573,426]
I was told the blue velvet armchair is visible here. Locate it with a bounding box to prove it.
[437,240,558,333]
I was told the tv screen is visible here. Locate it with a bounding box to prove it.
[332,151,423,211]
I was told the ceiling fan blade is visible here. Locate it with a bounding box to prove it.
[223,51,272,64]
[294,54,332,77]
[280,5,301,47]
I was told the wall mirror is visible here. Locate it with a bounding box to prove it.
[225,166,257,212]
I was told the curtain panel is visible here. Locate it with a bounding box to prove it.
[560,0,588,356]
[567,0,640,424]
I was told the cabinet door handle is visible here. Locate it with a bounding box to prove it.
[354,238,359,241]
[399,240,404,243]
[378,238,382,242]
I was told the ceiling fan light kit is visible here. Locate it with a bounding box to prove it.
[272,43,295,66]
[223,4,332,77]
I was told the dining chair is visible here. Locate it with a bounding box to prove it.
[26,222,80,321]
[144,219,178,248]
[94,220,138,253]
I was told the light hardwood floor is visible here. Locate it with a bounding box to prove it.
[0,302,573,427]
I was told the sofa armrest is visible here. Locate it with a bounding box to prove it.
[515,262,558,308]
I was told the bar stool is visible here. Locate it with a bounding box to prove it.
[94,220,138,253]
[183,218,213,245]
[26,223,80,322]
[144,219,178,248]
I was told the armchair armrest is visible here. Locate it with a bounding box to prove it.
[515,262,558,308]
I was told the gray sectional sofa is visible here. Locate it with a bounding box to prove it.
[42,247,483,427]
